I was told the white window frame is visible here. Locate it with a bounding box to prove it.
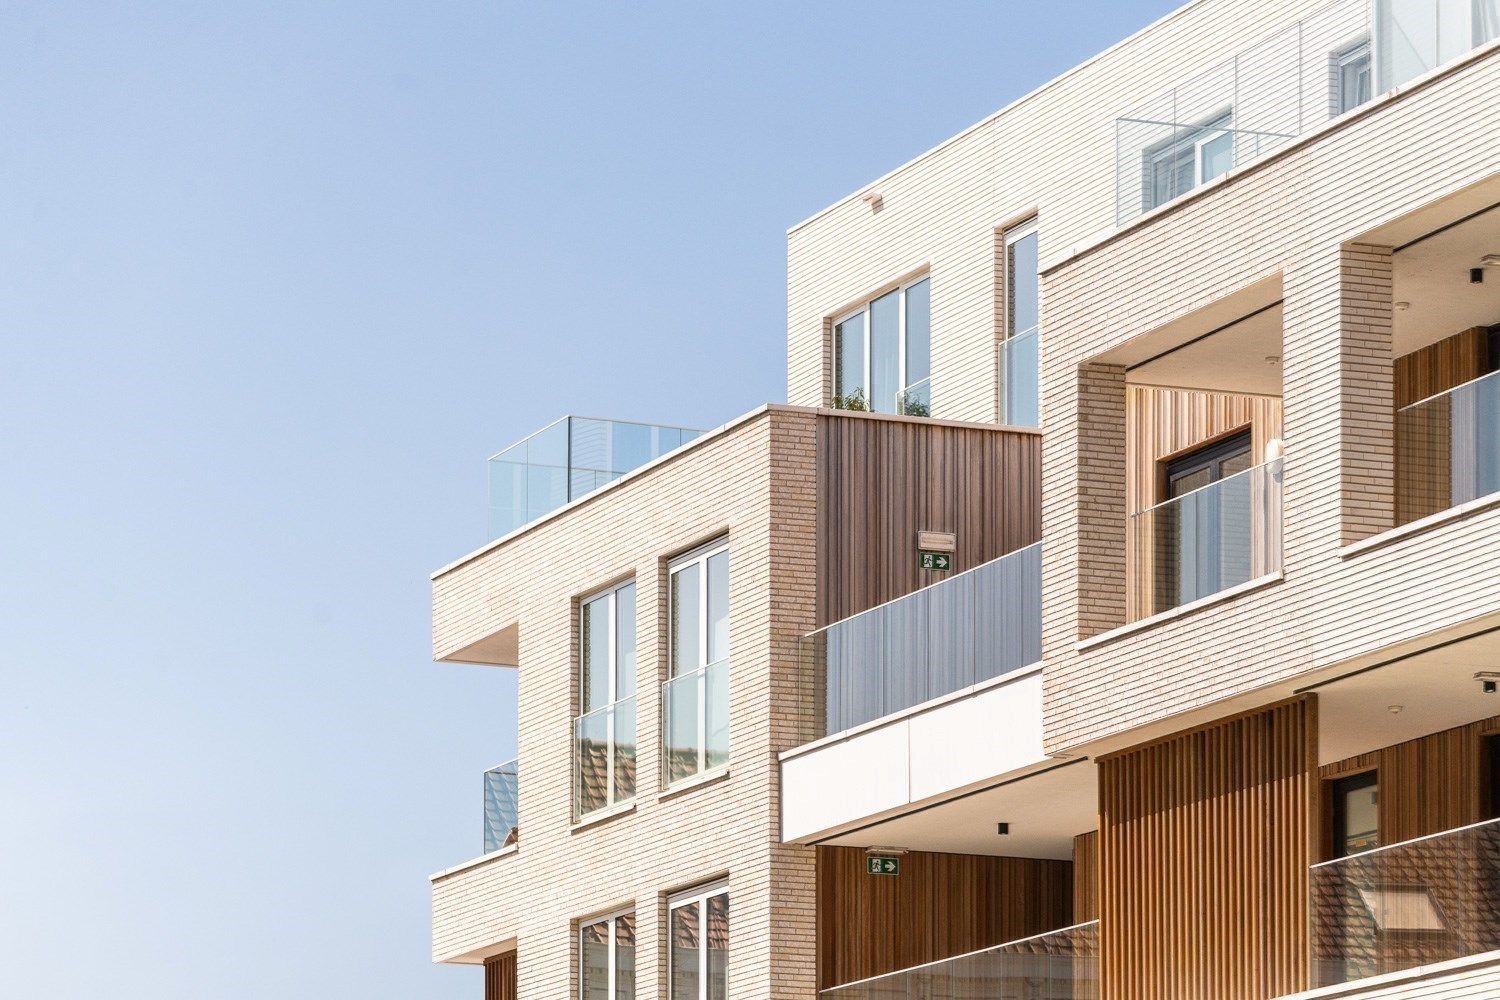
[1194,126,1234,184]
[579,907,635,1000]
[1332,38,1373,116]
[667,881,729,1000]
[577,579,636,818]
[832,275,930,414]
[666,539,730,784]
[1003,218,1039,343]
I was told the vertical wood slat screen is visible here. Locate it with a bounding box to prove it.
[1124,385,1284,621]
[1099,697,1314,1000]
[1393,327,1488,525]
[815,845,1073,989]
[483,951,516,1000]
[815,414,1041,627]
[1072,830,1099,923]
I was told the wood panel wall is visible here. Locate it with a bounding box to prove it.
[1124,385,1284,621]
[1319,713,1500,856]
[815,414,1041,626]
[1394,328,1490,525]
[1098,697,1315,1000]
[1072,830,1099,924]
[483,952,516,1000]
[815,846,1072,989]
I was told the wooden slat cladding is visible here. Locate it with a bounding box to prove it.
[1320,714,1500,856]
[1072,831,1099,924]
[483,952,516,1000]
[1393,327,1489,409]
[1393,328,1489,525]
[1098,697,1315,1000]
[1124,385,1283,621]
[815,845,1072,989]
[815,414,1041,626]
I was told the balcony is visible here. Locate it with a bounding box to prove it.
[481,759,518,855]
[1396,369,1500,526]
[1115,0,1499,226]
[1127,457,1284,621]
[799,544,1042,742]
[821,921,1099,999]
[487,416,702,539]
[1311,818,1500,988]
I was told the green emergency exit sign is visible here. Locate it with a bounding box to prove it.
[866,856,901,876]
[919,551,952,571]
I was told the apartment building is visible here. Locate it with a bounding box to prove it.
[430,1,1500,997]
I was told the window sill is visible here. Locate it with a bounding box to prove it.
[1076,572,1284,651]
[570,800,636,834]
[1340,491,1500,559]
[659,767,730,802]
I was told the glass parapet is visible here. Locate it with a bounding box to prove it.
[662,658,729,787]
[1311,817,1500,987]
[1127,458,1283,621]
[482,759,519,854]
[820,921,1099,1000]
[799,543,1042,743]
[574,695,637,821]
[487,416,703,539]
[1395,368,1500,525]
[1001,328,1040,427]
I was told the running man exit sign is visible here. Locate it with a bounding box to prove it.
[866,856,901,876]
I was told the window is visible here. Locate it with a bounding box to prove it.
[580,910,636,1000]
[1157,431,1255,607]
[576,581,637,819]
[1143,111,1233,211]
[833,277,931,416]
[1331,771,1379,858]
[1484,734,1500,820]
[669,883,728,1000]
[664,541,730,786]
[1333,39,1372,115]
[1002,219,1040,427]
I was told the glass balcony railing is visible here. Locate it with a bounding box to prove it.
[1311,817,1500,988]
[1395,368,1500,526]
[896,377,932,418]
[1001,328,1040,427]
[1117,0,1371,225]
[821,921,1099,999]
[487,416,703,540]
[1127,458,1283,621]
[574,695,636,821]
[799,543,1041,742]
[662,658,729,787]
[1376,0,1500,93]
[482,759,518,855]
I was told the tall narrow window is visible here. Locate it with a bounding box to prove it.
[1330,771,1379,858]
[1002,220,1040,427]
[580,910,636,1000]
[664,540,730,787]
[575,581,637,819]
[669,883,728,1000]
[832,277,931,416]
[1159,431,1254,608]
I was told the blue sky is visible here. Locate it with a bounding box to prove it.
[0,2,1180,996]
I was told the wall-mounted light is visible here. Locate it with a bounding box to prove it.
[861,190,884,213]
[864,845,908,856]
[1395,301,1411,311]
[1479,253,1500,267]
[1477,671,1500,694]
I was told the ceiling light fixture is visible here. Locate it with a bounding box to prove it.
[864,846,908,856]
[1395,301,1411,311]
[1480,253,1500,267]
[1388,704,1403,715]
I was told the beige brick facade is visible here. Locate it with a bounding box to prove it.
[431,408,818,997]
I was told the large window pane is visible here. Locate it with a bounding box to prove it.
[671,563,701,677]
[869,289,900,413]
[834,313,866,407]
[582,593,610,713]
[615,914,636,1000]
[1007,230,1039,338]
[706,551,729,664]
[615,584,636,699]
[706,894,728,1000]
[670,901,701,1000]
[582,918,611,1000]
[904,279,931,388]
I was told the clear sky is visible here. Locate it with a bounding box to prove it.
[0,2,1180,996]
